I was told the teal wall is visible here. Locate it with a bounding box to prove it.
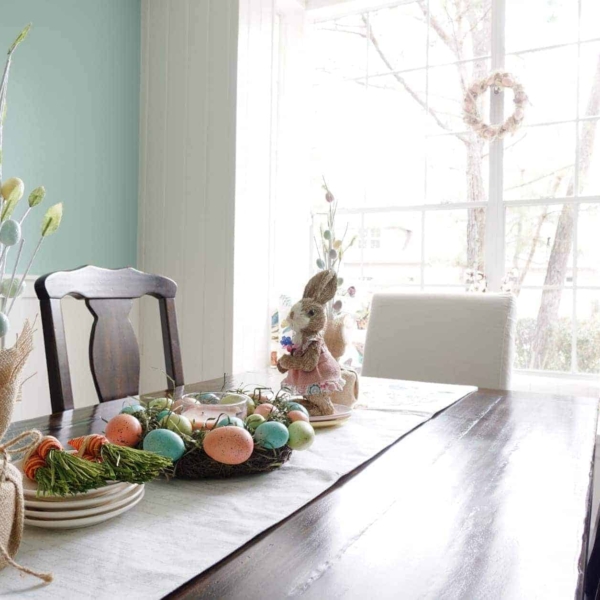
[0,0,140,274]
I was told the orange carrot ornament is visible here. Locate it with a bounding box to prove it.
[23,435,105,496]
[69,434,172,483]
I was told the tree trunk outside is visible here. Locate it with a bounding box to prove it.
[530,53,600,369]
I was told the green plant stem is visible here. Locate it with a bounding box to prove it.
[7,235,42,315]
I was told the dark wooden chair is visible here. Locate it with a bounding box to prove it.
[35,265,184,413]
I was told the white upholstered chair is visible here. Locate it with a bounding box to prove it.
[362,292,517,390]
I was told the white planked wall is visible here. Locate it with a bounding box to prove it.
[138,0,239,392]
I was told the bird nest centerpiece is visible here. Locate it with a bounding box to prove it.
[104,386,315,480]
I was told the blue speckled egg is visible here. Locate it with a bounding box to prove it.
[0,219,21,246]
[142,429,185,461]
[121,404,146,416]
[215,415,244,428]
[156,409,171,421]
[0,312,9,338]
[284,402,309,417]
[198,393,220,404]
[254,421,289,450]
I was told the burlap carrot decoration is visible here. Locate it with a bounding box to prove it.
[69,434,172,483]
[23,435,105,496]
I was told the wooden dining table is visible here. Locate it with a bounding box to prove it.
[6,371,599,600]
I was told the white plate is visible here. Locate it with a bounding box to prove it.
[24,488,145,529]
[25,486,144,520]
[309,404,352,423]
[24,482,139,510]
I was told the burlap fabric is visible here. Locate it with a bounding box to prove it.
[0,321,52,583]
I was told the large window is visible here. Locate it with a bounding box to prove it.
[304,0,600,375]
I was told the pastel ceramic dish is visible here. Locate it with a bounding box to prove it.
[309,404,353,428]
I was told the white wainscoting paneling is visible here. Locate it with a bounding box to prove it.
[138,0,239,392]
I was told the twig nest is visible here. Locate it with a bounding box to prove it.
[0,312,10,337]
[0,219,21,246]
[463,70,528,141]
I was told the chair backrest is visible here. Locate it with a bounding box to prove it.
[362,292,516,390]
[35,266,184,413]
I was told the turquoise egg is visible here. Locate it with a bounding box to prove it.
[142,429,185,461]
[0,312,9,338]
[284,402,309,417]
[198,393,219,404]
[121,404,146,416]
[215,415,244,428]
[156,409,171,421]
[0,219,21,246]
[254,421,289,450]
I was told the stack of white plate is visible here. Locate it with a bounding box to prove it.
[15,457,145,530]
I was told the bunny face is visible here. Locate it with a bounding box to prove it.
[287,299,327,336]
[287,269,338,338]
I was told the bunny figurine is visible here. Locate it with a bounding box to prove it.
[277,270,344,416]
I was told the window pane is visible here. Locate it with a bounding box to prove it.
[428,59,490,133]
[309,79,367,208]
[506,0,578,53]
[504,124,575,200]
[514,289,573,372]
[505,204,574,288]
[424,208,486,284]
[577,204,600,285]
[579,43,600,118]
[308,15,367,82]
[427,133,489,204]
[505,47,577,124]
[361,212,422,286]
[428,0,491,65]
[579,119,600,196]
[367,72,426,206]
[576,291,600,374]
[368,2,427,75]
[581,0,600,42]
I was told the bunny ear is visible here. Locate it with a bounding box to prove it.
[303,270,338,305]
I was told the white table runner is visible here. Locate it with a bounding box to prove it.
[0,379,475,599]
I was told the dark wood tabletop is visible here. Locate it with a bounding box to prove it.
[7,372,599,600]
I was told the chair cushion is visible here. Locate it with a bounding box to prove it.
[362,292,517,390]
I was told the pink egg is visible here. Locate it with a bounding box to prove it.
[203,426,254,465]
[105,414,142,447]
[288,410,309,423]
[254,403,277,418]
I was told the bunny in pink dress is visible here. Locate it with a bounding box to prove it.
[277,270,344,416]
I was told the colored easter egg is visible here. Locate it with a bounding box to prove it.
[0,278,24,298]
[120,404,146,416]
[219,393,255,416]
[156,409,171,421]
[143,429,185,461]
[0,312,9,338]
[287,421,315,451]
[203,426,254,465]
[288,410,309,423]
[0,219,21,246]
[149,397,173,410]
[284,402,309,417]
[160,413,193,436]
[245,414,265,432]
[254,422,289,450]
[198,392,220,404]
[105,414,143,447]
[254,403,277,418]
[215,415,244,428]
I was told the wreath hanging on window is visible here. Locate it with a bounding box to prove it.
[463,71,528,141]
